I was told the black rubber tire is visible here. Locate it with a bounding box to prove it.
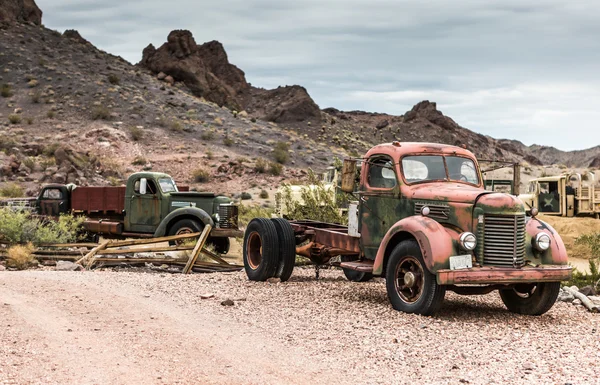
[499,282,561,315]
[168,219,203,246]
[208,237,230,255]
[341,255,373,282]
[385,240,446,315]
[243,218,279,281]
[270,218,296,282]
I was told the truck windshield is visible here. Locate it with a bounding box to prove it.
[402,155,479,185]
[158,178,178,193]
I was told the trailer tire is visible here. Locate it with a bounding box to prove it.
[271,218,296,282]
[243,218,279,281]
[499,282,560,315]
[385,240,445,315]
[341,256,373,282]
[168,219,203,245]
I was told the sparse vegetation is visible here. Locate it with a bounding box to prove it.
[259,189,269,199]
[240,192,252,200]
[201,130,215,141]
[0,208,84,246]
[273,141,290,164]
[129,126,144,141]
[0,183,24,198]
[565,233,600,289]
[206,150,214,160]
[132,156,147,166]
[238,204,275,227]
[91,105,111,120]
[30,90,41,103]
[107,176,121,186]
[254,158,267,173]
[6,243,36,270]
[42,142,60,157]
[1,83,13,97]
[46,110,56,119]
[8,114,22,124]
[192,168,210,183]
[22,157,36,170]
[25,116,34,125]
[27,79,38,88]
[169,119,183,132]
[268,162,283,176]
[223,136,234,146]
[107,74,120,85]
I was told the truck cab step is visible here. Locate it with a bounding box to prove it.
[339,260,374,273]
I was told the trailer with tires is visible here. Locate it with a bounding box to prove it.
[242,142,572,315]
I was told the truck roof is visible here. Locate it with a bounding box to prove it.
[365,142,477,159]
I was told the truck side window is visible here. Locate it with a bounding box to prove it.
[42,188,63,200]
[146,180,157,195]
[367,157,396,189]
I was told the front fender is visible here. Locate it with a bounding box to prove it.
[526,217,568,265]
[373,216,458,276]
[153,207,214,237]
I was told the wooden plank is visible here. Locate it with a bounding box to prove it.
[183,225,212,274]
[200,248,230,265]
[97,245,195,255]
[105,232,201,248]
[75,240,109,267]
[38,242,99,248]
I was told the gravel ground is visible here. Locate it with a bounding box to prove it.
[1,268,599,385]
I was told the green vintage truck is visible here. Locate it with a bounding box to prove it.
[1,172,241,253]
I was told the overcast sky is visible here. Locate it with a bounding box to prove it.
[37,0,600,151]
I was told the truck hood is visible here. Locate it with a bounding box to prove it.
[408,182,491,204]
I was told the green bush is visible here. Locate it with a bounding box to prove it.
[268,162,283,176]
[273,141,290,164]
[8,114,22,124]
[254,158,267,173]
[192,168,210,183]
[240,192,252,200]
[129,126,144,141]
[1,84,13,98]
[0,183,24,198]
[566,233,600,289]
[223,136,234,147]
[170,119,183,132]
[91,105,111,120]
[0,208,84,245]
[238,204,275,227]
[259,189,269,199]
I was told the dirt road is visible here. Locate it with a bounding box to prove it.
[1,269,599,385]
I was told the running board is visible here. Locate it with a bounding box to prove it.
[338,260,374,273]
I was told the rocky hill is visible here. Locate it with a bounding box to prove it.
[1,0,599,201]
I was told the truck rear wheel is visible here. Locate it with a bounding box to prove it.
[499,282,560,315]
[341,256,373,282]
[168,219,202,245]
[243,218,279,281]
[385,240,445,315]
[270,218,296,282]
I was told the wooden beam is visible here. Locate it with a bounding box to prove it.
[105,232,201,247]
[183,225,212,274]
[75,240,109,267]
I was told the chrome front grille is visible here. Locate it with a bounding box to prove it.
[483,215,525,267]
[218,204,239,229]
[414,202,449,219]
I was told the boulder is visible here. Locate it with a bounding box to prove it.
[579,285,596,296]
[0,0,42,25]
[63,29,89,44]
[55,260,83,271]
[249,85,321,124]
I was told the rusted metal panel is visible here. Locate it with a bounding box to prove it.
[72,187,126,213]
[83,220,123,235]
[437,265,572,285]
[339,260,374,272]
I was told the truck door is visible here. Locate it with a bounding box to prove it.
[538,182,561,214]
[125,177,162,233]
[359,155,401,259]
[38,187,69,216]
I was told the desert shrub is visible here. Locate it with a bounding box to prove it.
[566,233,600,289]
[1,84,13,97]
[6,243,36,270]
[42,142,60,157]
[0,183,24,198]
[25,116,34,125]
[107,74,120,85]
[0,208,84,245]
[223,136,233,146]
[46,110,56,119]
[39,157,56,170]
[201,130,214,141]
[192,168,210,183]
[22,157,36,170]
[254,158,267,173]
[131,155,147,165]
[30,90,42,103]
[129,126,144,141]
[259,189,269,199]
[240,192,252,200]
[169,119,183,132]
[27,79,39,88]
[107,176,121,186]
[99,156,123,177]
[272,141,290,164]
[206,150,214,159]
[268,162,283,176]
[238,203,275,227]
[276,169,346,224]
[9,114,22,124]
[91,105,111,120]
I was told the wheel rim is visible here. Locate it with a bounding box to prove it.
[246,231,262,269]
[394,256,424,303]
[175,226,195,245]
[512,283,537,298]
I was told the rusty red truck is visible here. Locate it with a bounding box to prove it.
[1,172,241,253]
[243,142,571,315]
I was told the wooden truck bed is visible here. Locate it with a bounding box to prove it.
[71,186,126,214]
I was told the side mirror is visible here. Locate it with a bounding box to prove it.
[140,178,147,195]
[341,159,357,193]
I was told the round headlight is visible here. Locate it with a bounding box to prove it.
[420,206,430,216]
[534,232,551,251]
[213,212,220,224]
[459,232,477,251]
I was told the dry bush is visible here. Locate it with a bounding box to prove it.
[192,168,210,183]
[223,136,233,146]
[254,158,267,173]
[46,110,56,119]
[131,155,147,165]
[268,162,283,176]
[107,74,120,85]
[129,126,144,141]
[0,183,24,197]
[30,90,42,103]
[200,130,214,141]
[8,114,21,124]
[259,189,269,199]
[273,141,290,164]
[91,105,111,120]
[1,84,13,97]
[6,243,36,270]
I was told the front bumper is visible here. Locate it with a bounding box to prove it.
[437,265,572,285]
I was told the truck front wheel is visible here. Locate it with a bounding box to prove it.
[168,219,203,245]
[385,240,445,315]
[499,282,560,315]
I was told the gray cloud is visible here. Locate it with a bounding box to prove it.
[37,0,600,150]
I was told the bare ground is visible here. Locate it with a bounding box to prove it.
[1,269,599,385]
